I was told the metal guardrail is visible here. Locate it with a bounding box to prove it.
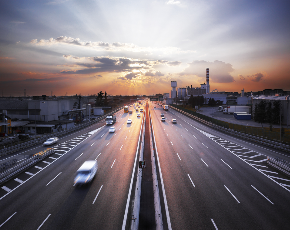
[0,148,55,184]
[267,156,290,176]
[0,107,124,185]
[0,107,123,158]
[170,106,290,153]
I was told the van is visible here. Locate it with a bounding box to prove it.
[74,160,98,186]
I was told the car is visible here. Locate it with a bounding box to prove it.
[129,110,133,114]
[161,113,164,117]
[161,117,165,122]
[137,113,141,117]
[136,109,139,112]
[140,108,143,112]
[43,137,59,146]
[172,119,177,124]
[127,119,132,124]
[109,126,116,133]
[74,160,98,186]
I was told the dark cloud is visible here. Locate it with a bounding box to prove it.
[167,61,181,66]
[124,72,137,80]
[145,71,164,76]
[249,73,264,82]
[239,74,246,80]
[183,60,234,83]
[61,57,149,75]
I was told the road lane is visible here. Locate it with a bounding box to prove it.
[0,109,143,230]
[150,102,290,229]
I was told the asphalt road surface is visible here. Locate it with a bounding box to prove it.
[150,102,290,230]
[0,105,143,230]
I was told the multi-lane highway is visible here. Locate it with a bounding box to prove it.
[0,105,143,230]
[1,100,290,230]
[150,102,290,230]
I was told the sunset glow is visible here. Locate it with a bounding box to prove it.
[0,0,289,96]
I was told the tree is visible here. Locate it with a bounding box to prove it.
[265,101,272,124]
[254,100,266,125]
[272,100,280,124]
[95,91,104,106]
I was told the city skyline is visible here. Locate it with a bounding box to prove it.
[0,0,290,96]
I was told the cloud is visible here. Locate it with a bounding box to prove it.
[183,60,235,83]
[167,61,181,66]
[239,74,246,80]
[249,73,264,82]
[30,36,196,55]
[124,72,138,80]
[61,56,155,75]
[167,0,181,5]
[145,71,164,76]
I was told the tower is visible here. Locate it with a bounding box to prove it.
[206,68,210,94]
[171,81,177,98]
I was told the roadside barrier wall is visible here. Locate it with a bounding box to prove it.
[170,105,290,153]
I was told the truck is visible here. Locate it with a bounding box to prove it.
[105,115,116,125]
[163,105,168,111]
[235,113,251,120]
[223,106,250,114]
[74,160,98,186]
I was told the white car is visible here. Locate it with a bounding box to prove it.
[161,117,165,122]
[172,119,177,124]
[127,119,132,124]
[43,137,59,146]
[137,113,141,117]
[109,127,116,133]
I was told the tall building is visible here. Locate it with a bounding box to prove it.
[206,68,210,94]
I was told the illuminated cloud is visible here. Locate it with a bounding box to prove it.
[167,0,181,5]
[183,60,235,83]
[239,75,246,80]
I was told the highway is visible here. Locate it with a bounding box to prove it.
[150,102,290,230]
[1,101,290,230]
[0,105,143,230]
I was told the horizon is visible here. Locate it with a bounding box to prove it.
[1,0,290,97]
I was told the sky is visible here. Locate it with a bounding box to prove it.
[0,0,290,96]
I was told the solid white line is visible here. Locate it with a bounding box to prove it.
[251,185,274,204]
[37,214,51,230]
[176,153,181,161]
[111,159,116,168]
[269,176,290,182]
[75,153,84,160]
[258,169,278,174]
[224,185,240,203]
[221,159,232,169]
[46,172,62,186]
[1,186,11,192]
[0,212,17,228]
[14,178,23,183]
[92,185,103,204]
[211,219,218,230]
[95,153,102,160]
[188,174,195,187]
[201,158,208,167]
